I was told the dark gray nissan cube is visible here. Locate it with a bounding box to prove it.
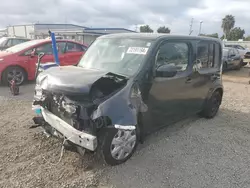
[32,33,223,165]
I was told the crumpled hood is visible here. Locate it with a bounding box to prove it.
[37,66,110,94]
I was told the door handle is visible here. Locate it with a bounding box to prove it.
[185,77,192,83]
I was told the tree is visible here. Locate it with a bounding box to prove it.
[157,26,171,33]
[140,25,153,33]
[221,15,235,39]
[200,33,219,38]
[227,27,245,41]
[244,36,250,41]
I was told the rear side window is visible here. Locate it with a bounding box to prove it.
[65,42,85,53]
[197,41,220,69]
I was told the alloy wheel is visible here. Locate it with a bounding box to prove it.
[7,68,24,85]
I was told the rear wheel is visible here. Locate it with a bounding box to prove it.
[2,66,26,85]
[101,128,138,166]
[199,91,222,119]
[235,60,242,70]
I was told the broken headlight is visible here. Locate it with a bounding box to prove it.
[34,84,43,100]
[61,101,77,114]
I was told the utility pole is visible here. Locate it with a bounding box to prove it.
[199,21,203,36]
[189,18,194,35]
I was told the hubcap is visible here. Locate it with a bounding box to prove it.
[7,69,24,85]
[110,129,136,160]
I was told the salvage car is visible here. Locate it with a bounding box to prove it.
[222,47,243,71]
[32,33,224,165]
[0,39,87,85]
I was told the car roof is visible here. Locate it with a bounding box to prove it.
[99,33,221,43]
[223,47,234,50]
[5,37,30,40]
[30,39,87,46]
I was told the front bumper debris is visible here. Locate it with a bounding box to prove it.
[40,107,97,151]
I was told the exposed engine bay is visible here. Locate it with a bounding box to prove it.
[32,65,148,157]
[33,71,128,136]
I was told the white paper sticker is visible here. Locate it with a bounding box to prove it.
[127,47,149,55]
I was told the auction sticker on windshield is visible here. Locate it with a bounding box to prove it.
[127,47,149,55]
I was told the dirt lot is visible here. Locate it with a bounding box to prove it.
[1,68,250,188]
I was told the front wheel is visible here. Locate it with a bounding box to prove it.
[2,66,26,85]
[199,91,222,119]
[101,128,138,166]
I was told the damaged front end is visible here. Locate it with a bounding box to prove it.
[32,66,147,153]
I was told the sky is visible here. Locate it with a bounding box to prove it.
[0,0,249,37]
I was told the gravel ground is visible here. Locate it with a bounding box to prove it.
[1,69,250,188]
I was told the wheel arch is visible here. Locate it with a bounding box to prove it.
[207,87,223,104]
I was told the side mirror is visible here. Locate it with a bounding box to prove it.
[30,49,36,58]
[155,64,178,78]
[229,54,235,58]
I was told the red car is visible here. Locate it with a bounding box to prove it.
[0,39,88,85]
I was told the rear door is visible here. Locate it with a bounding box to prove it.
[190,41,221,111]
[64,42,87,65]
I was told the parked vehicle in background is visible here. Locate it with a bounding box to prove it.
[222,47,243,71]
[243,52,250,65]
[0,39,88,85]
[32,34,223,165]
[0,37,30,51]
[224,44,250,65]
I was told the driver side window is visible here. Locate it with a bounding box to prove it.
[36,43,53,55]
[156,42,189,72]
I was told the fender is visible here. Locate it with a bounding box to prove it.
[205,82,223,102]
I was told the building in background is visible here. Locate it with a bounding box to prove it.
[0,28,7,37]
[6,23,136,45]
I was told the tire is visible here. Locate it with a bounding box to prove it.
[2,66,26,86]
[100,128,138,166]
[235,60,242,70]
[199,91,222,119]
[222,62,227,73]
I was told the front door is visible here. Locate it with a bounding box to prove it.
[26,42,67,78]
[144,40,199,132]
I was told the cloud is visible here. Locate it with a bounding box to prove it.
[0,0,249,36]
